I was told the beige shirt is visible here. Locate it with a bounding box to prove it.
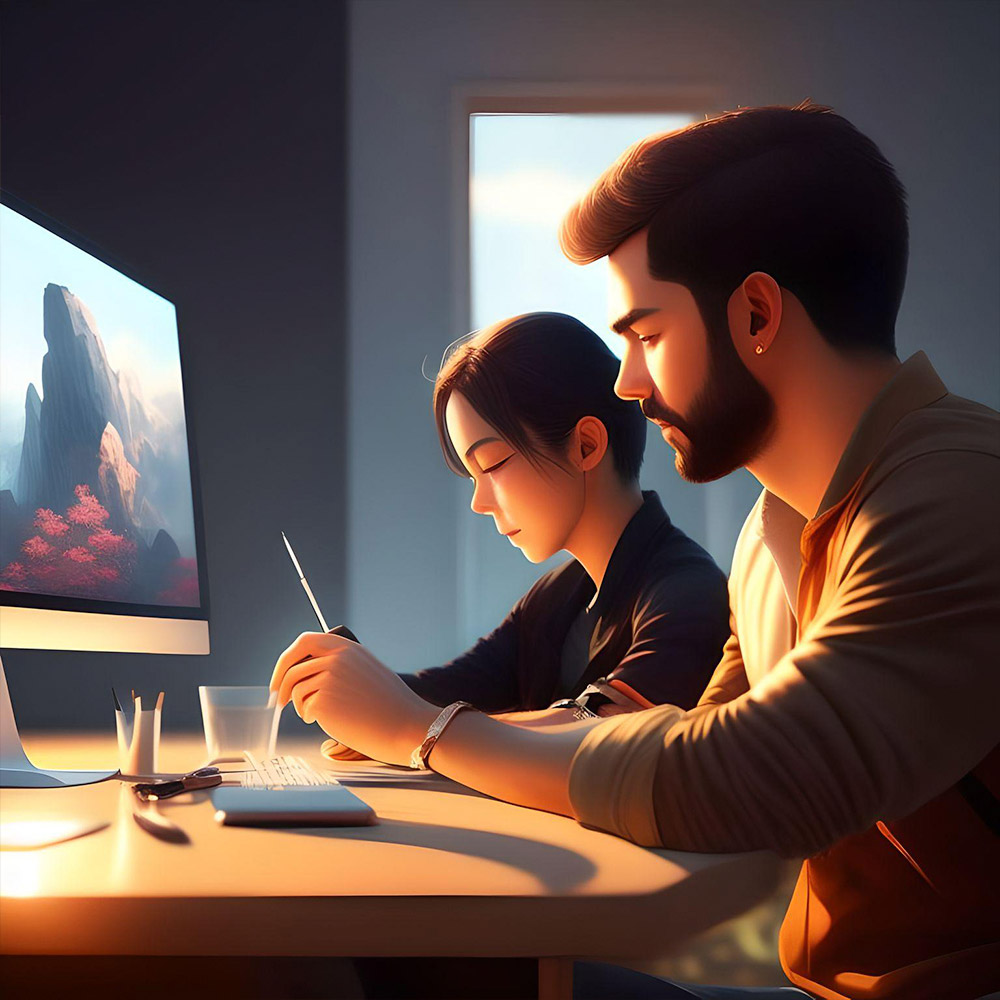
[700,490,801,710]
[567,353,1000,859]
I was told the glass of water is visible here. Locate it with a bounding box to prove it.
[199,686,280,762]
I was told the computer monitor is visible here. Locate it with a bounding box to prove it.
[0,191,210,787]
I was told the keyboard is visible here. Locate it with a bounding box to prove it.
[239,753,341,788]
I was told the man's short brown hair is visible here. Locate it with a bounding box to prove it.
[560,102,908,355]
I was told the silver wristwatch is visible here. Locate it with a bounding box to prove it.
[549,696,598,721]
[409,701,476,770]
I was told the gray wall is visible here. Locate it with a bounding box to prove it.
[347,0,999,668]
[1,0,348,734]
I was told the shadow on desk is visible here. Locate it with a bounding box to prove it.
[292,818,597,893]
[145,791,598,894]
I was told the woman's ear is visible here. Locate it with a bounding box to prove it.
[573,416,609,473]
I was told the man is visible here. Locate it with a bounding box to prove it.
[271,103,999,999]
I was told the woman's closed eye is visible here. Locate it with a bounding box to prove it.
[638,332,660,345]
[481,455,512,474]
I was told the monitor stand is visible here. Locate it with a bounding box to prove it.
[0,654,118,787]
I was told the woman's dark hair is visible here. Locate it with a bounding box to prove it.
[434,312,646,482]
[560,102,908,355]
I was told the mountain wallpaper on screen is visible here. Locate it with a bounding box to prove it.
[0,283,199,606]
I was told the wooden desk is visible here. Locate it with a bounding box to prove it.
[1,733,782,999]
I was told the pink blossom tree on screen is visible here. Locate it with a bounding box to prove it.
[0,485,136,600]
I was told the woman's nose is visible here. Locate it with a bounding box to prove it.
[470,479,494,515]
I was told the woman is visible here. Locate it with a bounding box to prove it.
[319,312,728,760]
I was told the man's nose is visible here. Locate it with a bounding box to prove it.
[614,344,652,402]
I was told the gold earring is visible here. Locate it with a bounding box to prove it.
[755,344,764,355]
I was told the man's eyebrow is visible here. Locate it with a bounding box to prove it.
[464,436,502,459]
[611,307,660,335]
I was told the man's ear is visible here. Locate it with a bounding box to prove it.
[573,416,609,473]
[728,271,782,362]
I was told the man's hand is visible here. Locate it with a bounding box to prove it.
[269,632,438,767]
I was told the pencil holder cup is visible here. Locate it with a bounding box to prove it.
[115,692,163,777]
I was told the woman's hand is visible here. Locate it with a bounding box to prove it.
[269,632,438,767]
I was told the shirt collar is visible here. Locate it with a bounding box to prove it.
[589,490,670,620]
[816,351,948,516]
[756,490,806,616]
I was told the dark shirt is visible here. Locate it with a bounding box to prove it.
[401,492,729,712]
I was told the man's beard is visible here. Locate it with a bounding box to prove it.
[641,321,774,483]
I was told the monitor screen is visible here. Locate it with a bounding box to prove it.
[0,195,208,652]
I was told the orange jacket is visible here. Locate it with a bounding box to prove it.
[780,469,1000,999]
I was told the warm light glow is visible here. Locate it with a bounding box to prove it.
[111,783,137,890]
[0,837,44,897]
[0,819,98,851]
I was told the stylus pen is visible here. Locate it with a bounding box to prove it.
[281,531,360,644]
[282,530,331,631]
